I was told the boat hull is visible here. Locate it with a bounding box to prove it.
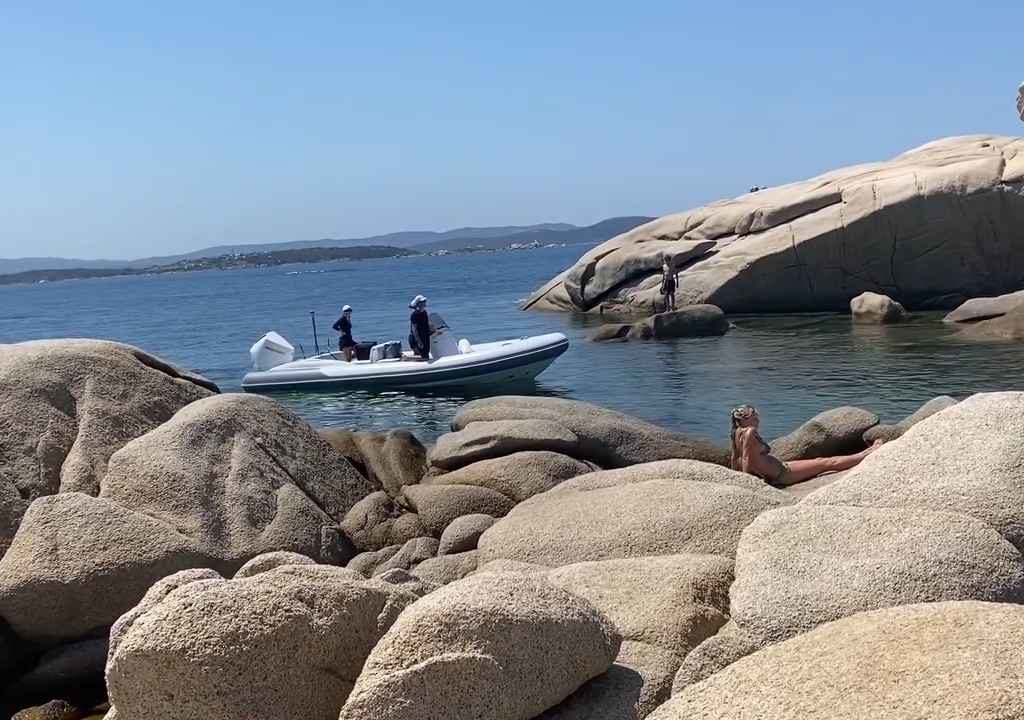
[242,333,568,392]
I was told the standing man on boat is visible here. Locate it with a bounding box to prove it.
[332,305,356,361]
[408,295,431,361]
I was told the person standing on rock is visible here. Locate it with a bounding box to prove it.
[729,405,881,486]
[332,305,356,361]
[408,295,431,361]
[660,259,678,312]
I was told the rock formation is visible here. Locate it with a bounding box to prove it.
[525,135,1024,315]
[849,291,907,323]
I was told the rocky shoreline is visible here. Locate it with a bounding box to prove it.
[1,338,1022,718]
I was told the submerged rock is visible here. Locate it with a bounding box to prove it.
[849,291,907,323]
[526,135,1024,315]
[592,306,729,342]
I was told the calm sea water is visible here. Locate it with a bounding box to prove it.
[1,244,1021,443]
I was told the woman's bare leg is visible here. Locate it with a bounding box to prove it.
[778,446,877,485]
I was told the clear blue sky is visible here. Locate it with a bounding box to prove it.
[3,1,1022,259]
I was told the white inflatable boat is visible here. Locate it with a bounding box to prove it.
[241,316,568,392]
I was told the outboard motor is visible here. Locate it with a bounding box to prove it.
[250,331,294,370]
[428,313,461,358]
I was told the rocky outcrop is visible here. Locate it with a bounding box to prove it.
[526,135,1024,315]
[423,451,592,503]
[317,428,426,497]
[340,492,426,552]
[411,550,479,586]
[592,306,729,342]
[477,477,787,567]
[438,514,496,555]
[957,303,1024,340]
[0,339,215,555]
[943,289,1024,323]
[429,420,580,471]
[450,396,730,468]
[233,551,315,578]
[650,602,1024,720]
[338,572,621,720]
[862,395,957,443]
[849,291,907,323]
[769,406,878,461]
[106,564,418,720]
[98,394,370,570]
[401,484,515,535]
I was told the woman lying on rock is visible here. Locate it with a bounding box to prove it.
[730,405,881,486]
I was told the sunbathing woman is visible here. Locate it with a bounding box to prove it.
[730,405,880,486]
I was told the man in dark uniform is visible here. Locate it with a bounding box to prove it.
[332,304,356,361]
[408,295,431,361]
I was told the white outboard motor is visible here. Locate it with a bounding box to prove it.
[428,313,461,358]
[250,331,295,370]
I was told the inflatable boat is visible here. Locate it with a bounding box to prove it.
[241,316,568,392]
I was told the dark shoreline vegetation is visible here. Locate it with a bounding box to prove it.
[0,246,419,287]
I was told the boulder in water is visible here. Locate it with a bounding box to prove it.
[769,406,878,461]
[849,291,907,323]
[944,288,1024,323]
[628,305,729,339]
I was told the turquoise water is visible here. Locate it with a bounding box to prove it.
[1,244,1021,443]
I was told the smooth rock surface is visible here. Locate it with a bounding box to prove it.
[769,406,878,461]
[553,459,788,498]
[958,303,1024,339]
[339,572,621,720]
[0,493,208,643]
[411,550,480,586]
[233,551,315,578]
[849,291,907,323]
[0,339,215,554]
[526,135,1024,315]
[99,393,371,569]
[537,641,680,720]
[429,419,580,471]
[318,428,426,497]
[438,514,497,555]
[806,392,1024,551]
[424,451,593,503]
[943,288,1024,323]
[730,504,1024,646]
[545,554,732,656]
[478,478,787,567]
[862,395,958,443]
[627,305,729,339]
[650,601,1024,720]
[452,396,730,468]
[402,484,515,536]
[106,565,417,720]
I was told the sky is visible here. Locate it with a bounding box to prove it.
[2,1,1023,260]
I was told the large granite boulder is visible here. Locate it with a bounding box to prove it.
[545,554,732,657]
[106,564,417,720]
[805,392,1024,551]
[0,493,208,643]
[552,459,788,497]
[423,451,593,502]
[943,288,1024,323]
[849,291,907,323]
[429,420,580,471]
[729,504,1024,647]
[769,406,878,461]
[402,484,515,536]
[340,491,427,552]
[99,393,371,569]
[317,428,426,497]
[649,601,1024,720]
[526,135,1024,315]
[451,396,730,468]
[958,303,1024,340]
[537,641,680,720]
[862,395,958,443]
[339,572,621,720]
[478,478,787,567]
[0,339,215,554]
[411,550,480,586]
[627,306,729,340]
[438,514,496,555]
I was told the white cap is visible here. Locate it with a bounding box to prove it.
[342,305,352,313]
[409,294,427,308]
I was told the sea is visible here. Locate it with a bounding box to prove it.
[2,243,1021,444]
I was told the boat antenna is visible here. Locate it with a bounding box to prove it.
[310,311,321,355]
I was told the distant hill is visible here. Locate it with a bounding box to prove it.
[412,216,654,252]
[0,219,648,274]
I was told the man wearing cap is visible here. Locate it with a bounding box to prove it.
[332,305,357,361]
[408,295,431,361]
